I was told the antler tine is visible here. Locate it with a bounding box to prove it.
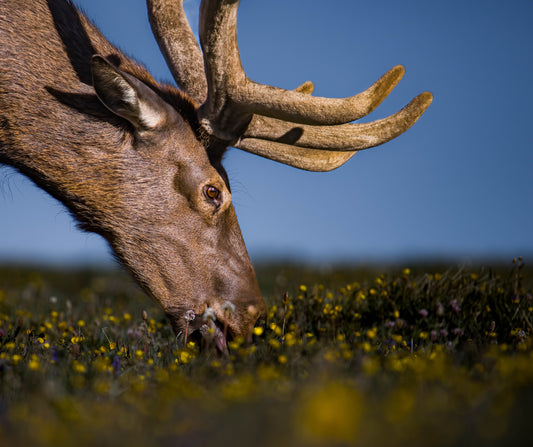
[236,66,405,126]
[235,139,357,172]
[294,81,314,95]
[236,92,432,172]
[242,92,433,151]
[147,0,207,104]
[197,0,406,139]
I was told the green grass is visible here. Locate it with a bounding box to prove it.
[0,259,532,446]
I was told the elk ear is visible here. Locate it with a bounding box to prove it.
[91,55,169,130]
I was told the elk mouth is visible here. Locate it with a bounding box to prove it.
[190,315,267,355]
[166,305,266,355]
[183,319,230,355]
[166,309,234,355]
[199,320,230,355]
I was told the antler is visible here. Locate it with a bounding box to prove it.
[147,0,207,104]
[147,0,432,171]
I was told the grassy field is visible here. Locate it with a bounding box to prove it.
[0,259,532,446]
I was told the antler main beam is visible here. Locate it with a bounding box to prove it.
[197,0,409,133]
[236,139,358,172]
[147,0,207,104]
[147,0,432,171]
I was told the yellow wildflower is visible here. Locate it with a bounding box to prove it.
[284,332,298,347]
[392,334,403,343]
[179,350,191,363]
[269,323,282,336]
[366,328,377,339]
[72,361,86,374]
[211,360,221,368]
[28,355,40,371]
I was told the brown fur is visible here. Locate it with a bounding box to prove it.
[0,0,266,340]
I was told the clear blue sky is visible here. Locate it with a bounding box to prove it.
[1,0,532,264]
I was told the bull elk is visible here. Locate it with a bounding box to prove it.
[0,0,432,350]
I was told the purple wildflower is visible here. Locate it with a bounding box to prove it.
[112,355,121,375]
[419,309,429,318]
[450,299,461,314]
[51,348,60,363]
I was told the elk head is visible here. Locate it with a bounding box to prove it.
[0,0,432,351]
[88,54,264,349]
[141,0,431,344]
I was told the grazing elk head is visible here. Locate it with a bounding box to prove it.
[0,0,432,350]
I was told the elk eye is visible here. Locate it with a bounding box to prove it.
[203,185,221,204]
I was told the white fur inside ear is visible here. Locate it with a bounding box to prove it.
[138,105,164,129]
[114,75,164,129]
[113,76,137,106]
